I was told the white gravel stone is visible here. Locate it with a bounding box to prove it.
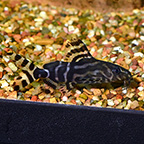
[51,29,57,34]
[0,80,9,88]
[141,23,144,26]
[68,20,73,25]
[92,96,99,101]
[48,24,53,29]
[113,46,121,51]
[110,57,117,62]
[90,47,96,53]
[23,38,29,43]
[34,18,43,22]
[30,26,35,29]
[39,11,48,19]
[76,90,81,95]
[134,69,141,74]
[76,99,82,105]
[100,30,105,36]
[97,48,103,53]
[5,38,11,44]
[124,100,132,109]
[64,23,68,27]
[133,9,140,14]
[68,25,75,32]
[125,58,131,64]
[122,88,127,94]
[73,28,80,34]
[119,49,124,53]
[140,36,144,41]
[102,40,108,45]
[0,67,3,72]
[62,96,68,101]
[134,52,144,57]
[107,99,114,106]
[4,7,9,11]
[3,56,9,63]
[129,67,133,72]
[132,39,139,46]
[138,86,144,91]
[110,36,116,42]
[87,30,95,38]
[35,45,42,51]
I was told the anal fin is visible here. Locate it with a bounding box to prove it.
[43,78,58,90]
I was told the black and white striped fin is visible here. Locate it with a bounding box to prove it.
[5,51,47,91]
[12,74,33,91]
[64,36,92,62]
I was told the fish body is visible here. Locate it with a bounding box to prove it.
[43,57,131,89]
[4,37,132,91]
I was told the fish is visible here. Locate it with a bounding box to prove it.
[3,36,132,91]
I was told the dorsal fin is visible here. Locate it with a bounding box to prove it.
[63,35,92,62]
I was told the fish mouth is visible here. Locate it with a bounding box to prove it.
[121,68,132,80]
[123,72,132,87]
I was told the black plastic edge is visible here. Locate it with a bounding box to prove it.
[0,99,144,144]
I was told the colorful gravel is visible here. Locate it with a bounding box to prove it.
[0,1,144,110]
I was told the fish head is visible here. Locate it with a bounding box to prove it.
[110,64,132,86]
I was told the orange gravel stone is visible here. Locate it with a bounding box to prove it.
[116,94,123,100]
[31,96,38,101]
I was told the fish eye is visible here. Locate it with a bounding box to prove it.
[112,68,120,73]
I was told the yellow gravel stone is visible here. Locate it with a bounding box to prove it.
[138,91,144,97]
[50,97,57,103]
[130,100,139,109]
[91,88,102,96]
[83,88,93,95]
[38,93,46,100]
[34,39,54,45]
[8,62,18,72]
[7,91,17,99]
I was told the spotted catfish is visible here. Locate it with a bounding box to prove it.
[5,37,132,91]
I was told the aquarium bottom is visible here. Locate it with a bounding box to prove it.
[0,99,144,144]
